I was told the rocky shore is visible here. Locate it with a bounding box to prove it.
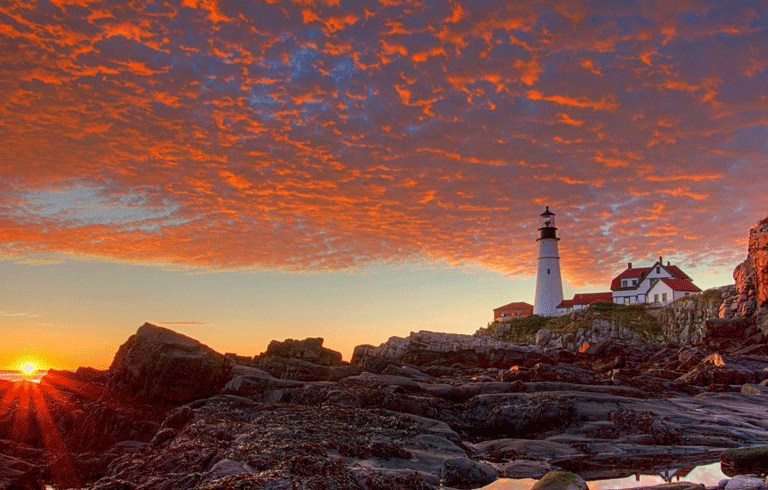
[1,217,767,490]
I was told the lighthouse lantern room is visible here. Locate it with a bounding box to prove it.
[533,206,564,316]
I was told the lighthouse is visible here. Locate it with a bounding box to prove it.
[533,206,564,316]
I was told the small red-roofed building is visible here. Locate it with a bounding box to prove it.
[610,257,700,305]
[646,278,702,305]
[556,292,613,315]
[493,301,534,321]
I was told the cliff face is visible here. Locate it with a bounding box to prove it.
[732,216,768,333]
[658,286,732,344]
[659,216,768,343]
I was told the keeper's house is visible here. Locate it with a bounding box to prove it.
[556,292,613,316]
[493,302,534,321]
[611,257,701,306]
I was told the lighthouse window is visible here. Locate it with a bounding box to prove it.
[547,268,550,274]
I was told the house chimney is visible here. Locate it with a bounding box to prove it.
[627,262,632,269]
[659,255,663,263]
[667,261,670,266]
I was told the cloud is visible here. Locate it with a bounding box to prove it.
[1,312,40,318]
[0,1,766,287]
[156,322,210,326]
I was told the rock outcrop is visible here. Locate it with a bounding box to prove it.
[658,287,732,343]
[351,330,547,370]
[5,318,768,490]
[249,337,348,381]
[535,311,660,352]
[260,337,343,366]
[732,216,768,334]
[653,216,768,347]
[108,323,233,403]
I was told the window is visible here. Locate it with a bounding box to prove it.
[621,279,627,287]
[654,294,659,303]
[632,279,637,286]
[547,268,550,274]
[662,293,668,302]
[656,266,660,274]
[624,297,630,304]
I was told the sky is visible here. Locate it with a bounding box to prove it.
[1,0,767,370]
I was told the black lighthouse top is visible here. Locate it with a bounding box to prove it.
[538,206,559,241]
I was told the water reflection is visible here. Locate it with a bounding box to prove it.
[0,370,48,383]
[482,462,726,490]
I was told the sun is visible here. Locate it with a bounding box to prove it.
[20,362,38,375]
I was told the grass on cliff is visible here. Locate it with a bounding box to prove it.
[674,287,723,305]
[487,301,664,343]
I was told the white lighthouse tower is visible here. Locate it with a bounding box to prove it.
[533,206,564,316]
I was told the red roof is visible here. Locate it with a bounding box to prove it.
[572,292,613,305]
[658,278,701,292]
[610,262,692,290]
[493,301,533,313]
[558,292,612,309]
[665,265,690,280]
[610,267,650,290]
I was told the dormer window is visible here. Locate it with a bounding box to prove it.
[632,279,637,286]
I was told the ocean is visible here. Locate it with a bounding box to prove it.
[0,370,48,383]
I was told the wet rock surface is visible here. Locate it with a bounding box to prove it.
[2,323,768,490]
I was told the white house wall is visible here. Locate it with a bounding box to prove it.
[646,281,674,305]
[611,263,675,304]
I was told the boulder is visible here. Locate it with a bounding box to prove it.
[741,383,768,395]
[721,445,768,475]
[536,329,552,347]
[439,457,497,489]
[260,337,342,366]
[724,476,768,490]
[531,471,588,490]
[108,323,233,403]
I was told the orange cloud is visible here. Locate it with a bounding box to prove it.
[527,90,619,111]
[0,0,764,288]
